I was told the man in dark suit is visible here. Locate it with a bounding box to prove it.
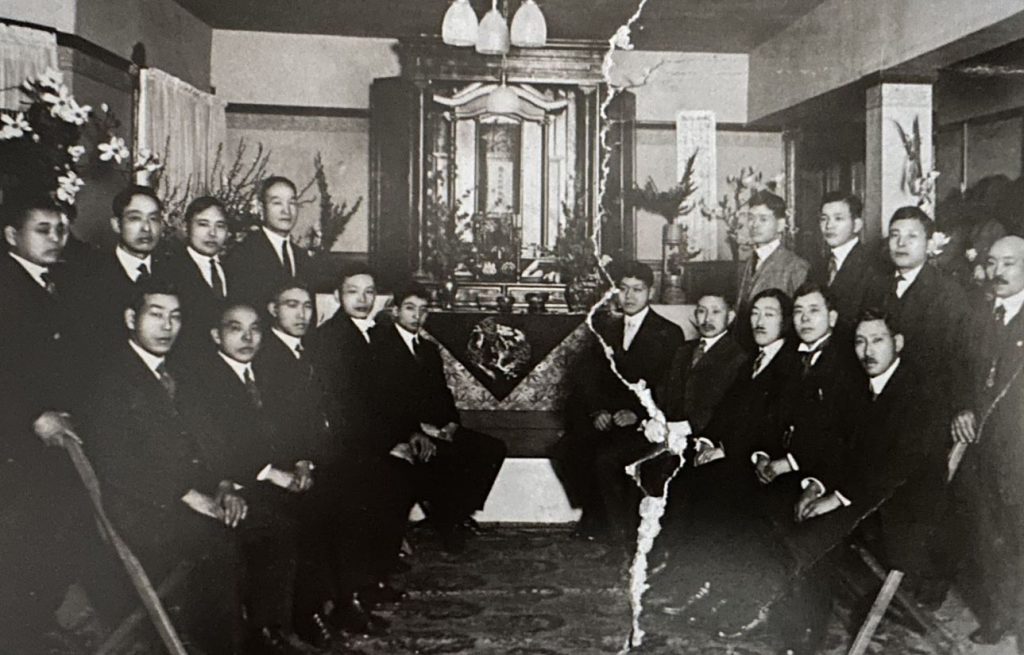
[224,176,312,315]
[559,261,684,545]
[736,191,809,318]
[308,264,406,627]
[752,282,862,498]
[162,195,232,361]
[0,196,118,652]
[950,235,1024,648]
[659,293,748,434]
[811,192,878,340]
[80,279,250,654]
[371,283,507,553]
[183,303,320,653]
[65,185,166,353]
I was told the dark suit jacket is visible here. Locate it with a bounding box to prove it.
[960,301,1024,505]
[736,245,810,313]
[574,308,685,418]
[181,354,314,495]
[810,241,880,337]
[0,254,78,502]
[81,344,218,514]
[308,312,383,457]
[223,229,311,312]
[253,332,334,470]
[863,263,969,404]
[771,337,865,484]
[659,333,748,433]
[370,324,460,445]
[161,249,230,362]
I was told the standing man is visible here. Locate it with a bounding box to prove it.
[812,192,877,339]
[372,283,507,553]
[163,196,232,360]
[66,185,166,352]
[736,191,809,317]
[559,261,684,545]
[0,196,115,652]
[225,176,312,315]
[950,235,1024,647]
[659,293,748,435]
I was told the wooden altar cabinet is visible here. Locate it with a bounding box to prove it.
[367,37,636,290]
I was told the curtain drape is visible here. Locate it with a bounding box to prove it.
[0,23,58,111]
[137,68,227,191]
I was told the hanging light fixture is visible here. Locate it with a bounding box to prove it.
[475,0,510,56]
[510,0,547,48]
[441,0,479,47]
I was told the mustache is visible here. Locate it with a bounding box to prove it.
[989,275,1009,286]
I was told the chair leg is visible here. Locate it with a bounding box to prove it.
[848,569,903,655]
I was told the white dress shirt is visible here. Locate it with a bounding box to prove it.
[395,324,420,357]
[752,338,786,378]
[995,287,1024,325]
[128,339,165,380]
[869,357,901,397]
[752,239,782,269]
[830,237,859,272]
[797,333,831,368]
[186,246,227,296]
[218,351,255,385]
[262,227,295,273]
[622,305,650,351]
[115,245,153,282]
[699,331,727,354]
[894,264,924,299]
[271,327,304,359]
[8,251,50,289]
[351,317,375,343]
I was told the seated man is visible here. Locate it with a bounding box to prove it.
[371,283,507,553]
[659,293,748,435]
[182,302,320,653]
[751,281,863,497]
[559,261,683,545]
[81,280,247,654]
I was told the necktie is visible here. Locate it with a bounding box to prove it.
[39,271,56,296]
[209,257,225,298]
[994,303,1007,327]
[893,273,906,298]
[827,255,838,286]
[281,240,294,277]
[752,350,766,378]
[800,341,826,376]
[623,319,639,351]
[412,335,423,361]
[243,367,262,409]
[295,342,304,360]
[690,340,706,368]
[750,250,761,272]
[137,262,150,282]
[156,362,176,400]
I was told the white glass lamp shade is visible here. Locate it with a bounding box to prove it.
[442,0,479,47]
[511,0,547,48]
[476,3,510,55]
[487,84,519,114]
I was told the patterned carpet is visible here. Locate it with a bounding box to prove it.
[339,525,1009,655]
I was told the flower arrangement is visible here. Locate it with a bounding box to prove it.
[894,116,940,217]
[298,153,362,253]
[702,167,788,260]
[629,150,702,274]
[0,68,128,209]
[422,183,476,281]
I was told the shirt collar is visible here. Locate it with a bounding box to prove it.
[624,305,650,327]
[755,338,786,370]
[7,251,49,288]
[996,287,1024,324]
[271,327,303,357]
[218,351,254,385]
[754,239,782,263]
[896,263,924,286]
[395,323,419,356]
[870,358,901,396]
[115,245,152,282]
[797,333,831,353]
[830,237,859,269]
[261,226,289,250]
[700,331,727,351]
[351,316,375,341]
[128,339,165,379]
[186,245,221,268]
